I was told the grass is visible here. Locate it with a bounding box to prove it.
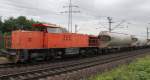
[89,55,150,80]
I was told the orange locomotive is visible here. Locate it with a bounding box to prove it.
[8,23,98,62]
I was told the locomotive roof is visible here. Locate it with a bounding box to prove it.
[32,23,61,28]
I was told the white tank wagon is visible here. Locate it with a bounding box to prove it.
[147,39,150,46]
[136,37,147,46]
[98,31,138,48]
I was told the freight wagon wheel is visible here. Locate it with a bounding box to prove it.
[92,48,98,55]
[88,49,96,56]
[101,48,107,54]
[98,49,103,55]
[95,49,99,55]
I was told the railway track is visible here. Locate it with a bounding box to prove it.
[0,48,149,80]
[0,50,133,72]
[0,60,61,68]
[0,52,126,75]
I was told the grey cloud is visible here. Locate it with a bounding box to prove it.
[0,0,150,36]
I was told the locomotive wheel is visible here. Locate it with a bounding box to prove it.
[11,50,20,63]
[8,55,19,63]
[58,50,65,58]
[79,49,87,57]
[50,49,65,59]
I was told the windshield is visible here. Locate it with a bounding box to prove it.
[47,27,68,33]
[47,28,59,33]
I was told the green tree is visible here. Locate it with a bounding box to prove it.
[0,17,3,32]
[2,17,17,33]
[1,16,41,33]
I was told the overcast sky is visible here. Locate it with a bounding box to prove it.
[0,0,150,37]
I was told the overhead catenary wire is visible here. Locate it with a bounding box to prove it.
[61,0,80,32]
[97,16,128,32]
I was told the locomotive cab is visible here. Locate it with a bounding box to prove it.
[32,23,68,33]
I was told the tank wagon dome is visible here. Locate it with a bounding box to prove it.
[136,37,147,46]
[147,39,150,45]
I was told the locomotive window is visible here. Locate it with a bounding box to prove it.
[47,28,59,33]
[47,27,68,33]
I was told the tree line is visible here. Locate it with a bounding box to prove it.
[0,16,41,33]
